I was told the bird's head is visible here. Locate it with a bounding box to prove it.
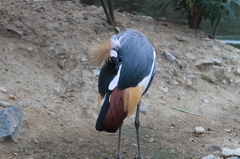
[90,35,121,66]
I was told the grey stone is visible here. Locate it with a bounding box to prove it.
[202,154,217,159]
[0,101,11,107]
[226,157,240,159]
[0,106,23,142]
[202,70,216,83]
[115,27,121,33]
[207,145,222,152]
[203,40,214,47]
[0,87,7,93]
[164,50,176,62]
[7,28,24,36]
[27,47,33,51]
[233,148,240,156]
[221,148,235,157]
[31,5,44,12]
[93,69,100,76]
[168,51,180,58]
[146,26,154,32]
[53,87,60,94]
[17,102,23,107]
[175,35,186,41]
[195,58,222,67]
[195,126,205,133]
[202,98,210,104]
[140,108,147,113]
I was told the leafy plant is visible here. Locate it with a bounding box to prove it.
[159,0,240,39]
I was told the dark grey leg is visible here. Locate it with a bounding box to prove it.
[135,103,142,159]
[117,124,123,159]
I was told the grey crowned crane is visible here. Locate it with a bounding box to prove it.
[91,29,156,159]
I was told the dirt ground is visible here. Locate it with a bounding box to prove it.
[0,0,240,159]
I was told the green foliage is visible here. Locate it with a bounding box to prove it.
[199,0,240,26]
[159,0,240,28]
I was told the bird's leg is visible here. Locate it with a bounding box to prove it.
[135,103,142,159]
[117,124,123,159]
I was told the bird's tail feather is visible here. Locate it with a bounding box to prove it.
[90,35,112,66]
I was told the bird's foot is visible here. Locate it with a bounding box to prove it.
[135,156,142,159]
[116,155,123,159]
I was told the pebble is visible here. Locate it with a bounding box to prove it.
[186,79,192,86]
[0,87,7,93]
[202,154,217,159]
[140,108,147,113]
[195,58,222,67]
[159,87,168,93]
[164,50,176,62]
[179,64,186,70]
[202,98,210,104]
[27,47,33,51]
[146,26,154,32]
[0,101,11,107]
[233,148,240,156]
[221,148,235,157]
[203,40,214,47]
[207,145,222,152]
[235,68,240,75]
[132,143,137,147]
[33,138,38,144]
[115,27,121,33]
[81,55,88,62]
[195,126,205,133]
[149,138,154,143]
[167,51,180,58]
[17,101,23,107]
[53,87,60,94]
[93,69,100,76]
[175,35,186,41]
[7,28,23,36]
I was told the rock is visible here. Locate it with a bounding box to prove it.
[27,47,33,51]
[7,28,24,36]
[202,70,216,83]
[203,40,214,47]
[81,55,88,62]
[195,126,205,133]
[168,51,180,58]
[233,148,240,156]
[207,145,222,152]
[226,157,240,159]
[195,58,222,68]
[115,27,121,33]
[58,60,65,69]
[202,98,210,104]
[179,64,186,70]
[140,108,147,113]
[31,4,44,12]
[53,87,60,94]
[0,87,7,93]
[93,69,100,76]
[17,102,23,107]
[159,87,168,93]
[235,68,240,75]
[202,154,217,159]
[132,143,137,147]
[149,138,154,143]
[164,50,176,62]
[171,80,179,85]
[33,138,38,144]
[0,101,11,107]
[175,35,186,41]
[221,148,235,157]
[0,106,23,142]
[146,25,154,32]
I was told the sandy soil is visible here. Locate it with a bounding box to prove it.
[0,0,240,159]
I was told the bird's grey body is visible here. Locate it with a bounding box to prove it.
[94,29,156,159]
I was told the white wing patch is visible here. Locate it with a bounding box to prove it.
[138,50,156,92]
[108,64,122,90]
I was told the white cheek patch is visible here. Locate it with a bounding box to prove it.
[108,64,122,90]
[110,50,117,57]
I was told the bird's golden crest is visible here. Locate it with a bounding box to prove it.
[89,35,112,66]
